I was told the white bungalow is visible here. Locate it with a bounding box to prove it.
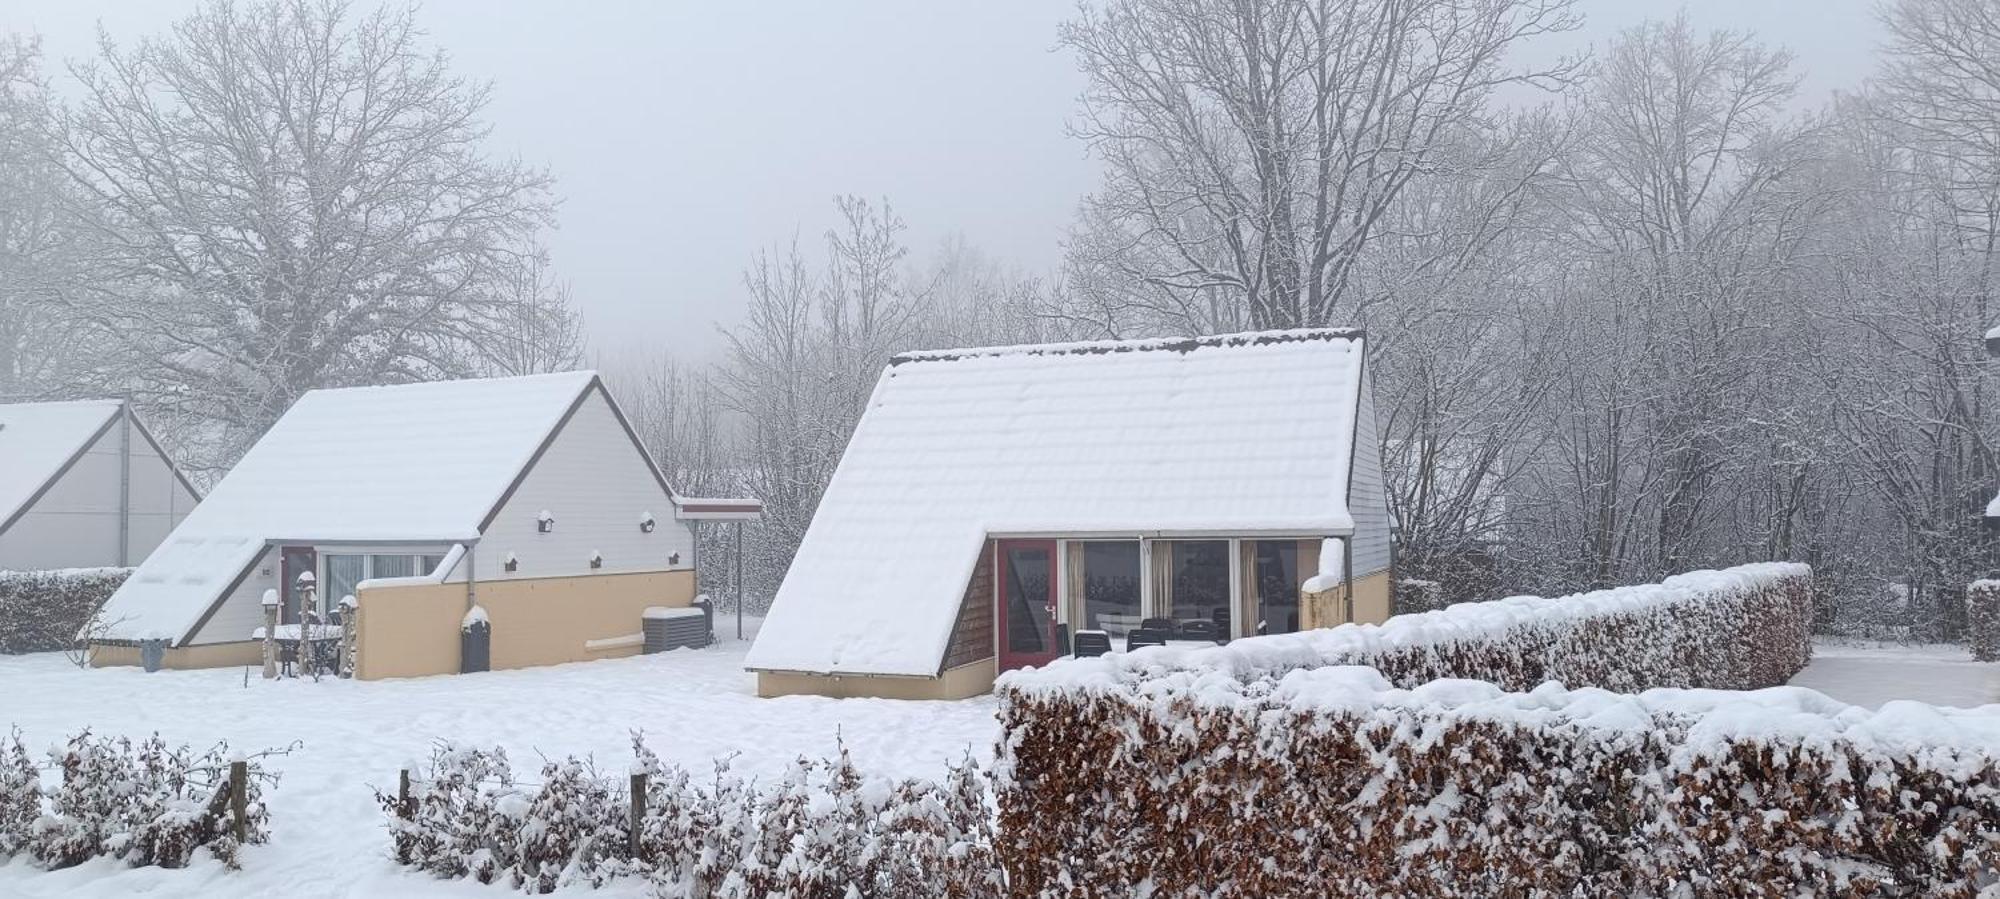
[91,372,758,675]
[745,328,1393,700]
[0,399,200,571]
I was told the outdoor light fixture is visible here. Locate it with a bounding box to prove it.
[504,552,519,573]
[536,510,554,534]
[640,512,657,533]
[668,552,681,566]
[590,550,604,570]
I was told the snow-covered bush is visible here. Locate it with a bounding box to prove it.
[1970,580,1999,662]
[386,734,999,897]
[0,729,280,871]
[0,568,131,654]
[995,667,2000,896]
[1008,562,1815,695]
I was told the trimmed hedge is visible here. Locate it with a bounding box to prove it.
[0,568,132,654]
[994,564,1886,897]
[1971,580,1999,662]
[996,668,1999,897]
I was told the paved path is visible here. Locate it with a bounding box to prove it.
[1789,641,2000,709]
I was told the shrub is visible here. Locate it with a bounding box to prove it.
[1008,562,1815,694]
[0,729,280,871]
[1970,580,1999,662]
[0,568,132,655]
[995,666,2000,897]
[384,734,999,898]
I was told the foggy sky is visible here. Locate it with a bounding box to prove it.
[3,0,1883,363]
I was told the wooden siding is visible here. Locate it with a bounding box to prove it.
[942,540,996,671]
[1347,363,1393,578]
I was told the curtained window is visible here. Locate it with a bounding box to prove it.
[1067,541,1141,636]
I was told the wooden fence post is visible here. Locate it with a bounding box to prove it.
[229,761,248,842]
[628,772,647,861]
[398,768,414,819]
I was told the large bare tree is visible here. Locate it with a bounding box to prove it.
[1057,0,1582,332]
[0,36,99,399]
[50,0,557,472]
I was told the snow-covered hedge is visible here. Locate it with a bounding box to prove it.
[1006,562,1815,694]
[1970,580,2000,662]
[0,729,279,871]
[384,734,999,897]
[0,568,132,654]
[995,667,2000,896]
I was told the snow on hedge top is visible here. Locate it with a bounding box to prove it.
[0,399,123,529]
[746,328,1366,678]
[98,371,597,643]
[1002,562,1809,694]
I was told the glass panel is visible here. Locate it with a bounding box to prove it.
[326,555,365,612]
[418,555,445,577]
[370,555,417,579]
[1163,540,1230,637]
[281,547,317,624]
[1255,541,1302,635]
[1002,545,1052,653]
[1071,541,1141,637]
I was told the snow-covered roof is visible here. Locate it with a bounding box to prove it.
[746,328,1369,678]
[99,371,605,643]
[0,400,126,532]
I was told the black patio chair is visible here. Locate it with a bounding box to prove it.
[1210,607,1231,641]
[1178,619,1219,643]
[1125,628,1168,652]
[1073,630,1113,658]
[1140,617,1177,637]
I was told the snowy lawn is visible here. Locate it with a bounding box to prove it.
[1789,638,2000,709]
[0,623,999,898]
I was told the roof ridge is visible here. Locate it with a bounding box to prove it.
[889,327,1362,366]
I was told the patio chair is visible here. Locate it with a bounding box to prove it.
[1140,617,1177,637]
[1178,619,1219,643]
[1125,628,1168,652]
[1073,630,1113,658]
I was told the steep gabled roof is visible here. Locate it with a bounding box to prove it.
[97,371,640,644]
[745,328,1369,678]
[0,399,199,538]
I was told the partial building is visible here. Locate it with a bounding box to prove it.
[0,399,200,571]
[745,328,1393,700]
[91,371,756,676]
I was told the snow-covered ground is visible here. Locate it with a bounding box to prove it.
[1789,639,2000,709]
[0,622,999,898]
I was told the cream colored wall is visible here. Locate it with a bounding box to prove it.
[757,658,996,700]
[1300,570,1394,629]
[354,569,694,680]
[90,640,261,670]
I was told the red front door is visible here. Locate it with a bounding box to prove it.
[995,540,1061,672]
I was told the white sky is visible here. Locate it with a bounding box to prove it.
[4,1,1884,362]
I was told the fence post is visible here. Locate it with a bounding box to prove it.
[628,772,647,861]
[229,761,248,842]
[399,768,413,819]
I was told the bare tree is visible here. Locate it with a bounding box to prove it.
[474,248,587,376]
[49,0,557,473]
[1057,0,1582,332]
[0,36,102,398]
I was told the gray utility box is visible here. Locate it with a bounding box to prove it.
[643,605,710,653]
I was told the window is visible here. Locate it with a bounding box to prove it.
[1252,541,1302,635]
[325,555,365,614]
[1066,541,1141,636]
[321,552,445,613]
[1154,540,1230,635]
[369,555,416,579]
